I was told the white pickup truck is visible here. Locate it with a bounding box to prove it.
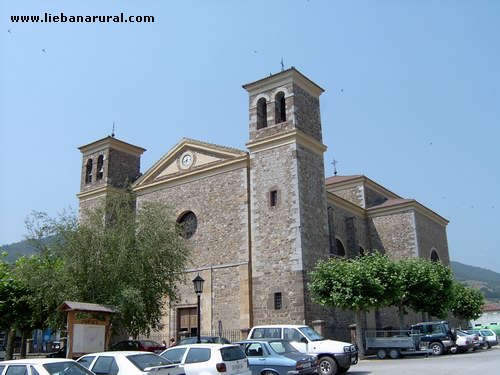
[247,325,358,375]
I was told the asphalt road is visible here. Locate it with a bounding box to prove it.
[348,346,500,375]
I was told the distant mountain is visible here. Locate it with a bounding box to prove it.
[451,261,500,302]
[1,240,37,262]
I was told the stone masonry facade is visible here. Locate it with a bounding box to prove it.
[78,68,451,343]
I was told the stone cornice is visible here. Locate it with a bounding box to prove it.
[367,200,449,227]
[243,67,324,98]
[78,136,146,157]
[326,175,401,199]
[76,185,123,202]
[134,156,249,196]
[326,192,366,218]
[246,129,327,155]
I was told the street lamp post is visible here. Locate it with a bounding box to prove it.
[192,275,205,344]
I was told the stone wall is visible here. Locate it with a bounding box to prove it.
[249,142,306,324]
[368,211,417,258]
[330,185,364,208]
[136,166,250,334]
[414,212,450,265]
[364,186,388,208]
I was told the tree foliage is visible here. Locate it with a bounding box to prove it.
[308,252,400,357]
[449,281,485,322]
[21,190,190,338]
[392,257,454,327]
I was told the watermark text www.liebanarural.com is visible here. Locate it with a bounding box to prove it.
[11,13,154,23]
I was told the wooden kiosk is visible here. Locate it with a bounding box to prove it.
[58,301,114,359]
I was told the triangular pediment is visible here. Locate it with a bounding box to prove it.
[134,138,247,187]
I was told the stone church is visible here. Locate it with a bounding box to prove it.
[77,68,450,341]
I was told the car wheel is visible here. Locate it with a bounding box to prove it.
[389,349,400,359]
[377,349,387,359]
[481,342,488,350]
[318,356,338,375]
[430,342,444,356]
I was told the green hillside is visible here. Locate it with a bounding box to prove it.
[451,261,500,302]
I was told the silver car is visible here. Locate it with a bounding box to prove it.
[480,329,499,348]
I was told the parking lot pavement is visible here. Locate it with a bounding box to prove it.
[348,346,500,375]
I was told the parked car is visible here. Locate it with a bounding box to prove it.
[408,321,456,355]
[77,351,184,375]
[465,330,488,350]
[480,329,499,348]
[111,339,167,353]
[236,339,318,375]
[452,331,475,353]
[0,345,5,361]
[0,358,94,375]
[46,346,67,358]
[176,336,231,346]
[247,324,357,375]
[160,343,252,375]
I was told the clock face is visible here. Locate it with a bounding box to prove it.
[181,154,192,167]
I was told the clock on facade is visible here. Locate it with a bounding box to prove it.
[180,152,193,168]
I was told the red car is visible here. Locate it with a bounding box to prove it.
[111,340,166,353]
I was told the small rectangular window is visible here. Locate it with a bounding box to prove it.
[274,292,282,310]
[270,190,278,207]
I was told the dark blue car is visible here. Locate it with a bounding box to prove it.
[236,339,318,375]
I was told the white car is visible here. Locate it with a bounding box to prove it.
[0,358,94,374]
[77,351,184,375]
[160,343,252,375]
[480,329,499,348]
[453,331,475,353]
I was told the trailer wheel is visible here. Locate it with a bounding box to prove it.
[389,349,400,359]
[377,349,387,359]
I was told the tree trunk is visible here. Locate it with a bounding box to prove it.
[19,328,29,358]
[398,302,405,331]
[355,310,365,359]
[5,328,15,360]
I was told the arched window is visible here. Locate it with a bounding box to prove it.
[335,239,346,257]
[257,97,267,129]
[178,211,198,239]
[85,158,93,184]
[431,249,440,262]
[97,155,104,180]
[275,91,286,124]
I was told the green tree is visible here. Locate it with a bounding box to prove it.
[308,252,399,358]
[393,258,454,328]
[25,190,190,338]
[449,282,484,322]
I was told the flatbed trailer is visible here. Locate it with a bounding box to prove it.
[365,330,432,359]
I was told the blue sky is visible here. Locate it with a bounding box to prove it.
[1,1,499,272]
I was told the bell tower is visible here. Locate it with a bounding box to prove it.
[77,136,145,213]
[243,68,330,325]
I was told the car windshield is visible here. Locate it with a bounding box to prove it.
[43,361,94,375]
[127,353,173,370]
[299,326,324,341]
[269,340,299,354]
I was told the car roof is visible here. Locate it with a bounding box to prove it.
[237,339,286,343]
[167,343,238,349]
[80,350,160,357]
[251,325,307,329]
[1,358,76,364]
